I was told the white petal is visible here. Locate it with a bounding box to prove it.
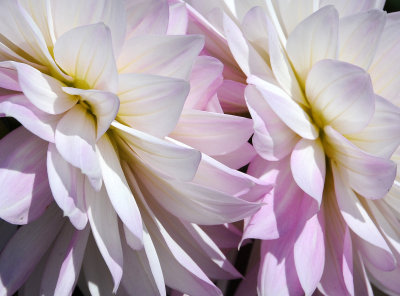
[54,23,118,92]
[55,105,102,190]
[117,73,189,138]
[47,143,87,230]
[286,6,339,85]
[168,2,189,35]
[62,87,119,140]
[291,138,326,205]
[117,35,204,80]
[321,0,385,17]
[96,135,143,249]
[85,182,123,293]
[338,9,386,70]
[113,121,201,182]
[0,127,52,224]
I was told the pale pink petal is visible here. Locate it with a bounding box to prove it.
[306,59,375,135]
[245,85,299,161]
[321,0,386,17]
[117,34,204,80]
[113,121,201,182]
[0,66,21,91]
[54,23,118,92]
[370,12,400,104]
[51,0,126,55]
[294,212,325,295]
[0,127,52,224]
[0,204,64,296]
[217,80,247,113]
[347,96,400,159]
[205,94,224,113]
[365,261,400,295]
[96,135,143,249]
[353,251,374,296]
[319,182,354,296]
[213,142,256,170]
[286,6,339,84]
[85,182,123,293]
[223,12,273,81]
[125,0,169,37]
[184,56,223,110]
[248,76,319,140]
[126,157,261,225]
[0,94,60,142]
[15,251,47,296]
[200,224,242,249]
[291,138,326,205]
[326,126,396,199]
[332,163,396,271]
[62,87,119,140]
[55,105,102,190]
[168,2,189,35]
[0,61,76,114]
[338,9,386,70]
[258,238,303,296]
[171,110,253,155]
[40,223,90,296]
[117,73,189,138]
[47,143,87,230]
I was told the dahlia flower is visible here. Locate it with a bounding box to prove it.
[185,0,400,295]
[0,0,267,295]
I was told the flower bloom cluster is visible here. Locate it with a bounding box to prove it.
[0,0,399,295]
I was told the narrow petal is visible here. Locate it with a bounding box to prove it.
[40,223,90,296]
[326,126,396,199]
[294,212,325,295]
[85,182,123,293]
[51,0,126,55]
[167,2,189,35]
[0,204,64,296]
[338,9,386,70]
[54,23,118,92]
[222,12,274,81]
[353,251,374,296]
[117,73,189,138]
[248,76,319,140]
[55,104,102,190]
[332,163,396,270]
[184,56,223,111]
[96,135,143,249]
[306,59,375,134]
[62,87,119,140]
[0,94,60,142]
[369,12,400,104]
[347,96,400,159]
[286,6,339,84]
[291,138,326,205]
[0,61,77,114]
[47,143,87,230]
[117,35,204,80]
[245,85,299,161]
[170,110,253,155]
[113,121,201,182]
[0,127,52,224]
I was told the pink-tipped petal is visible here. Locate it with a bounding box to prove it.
[306,59,375,134]
[294,212,325,295]
[40,223,90,296]
[118,34,204,80]
[96,135,143,249]
[0,127,52,224]
[291,138,326,206]
[117,73,189,138]
[113,121,201,182]
[171,110,253,155]
[85,182,123,293]
[54,23,118,92]
[338,9,386,70]
[0,204,64,296]
[325,126,396,199]
[47,143,87,230]
[0,94,60,142]
[286,6,339,84]
[55,104,102,190]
